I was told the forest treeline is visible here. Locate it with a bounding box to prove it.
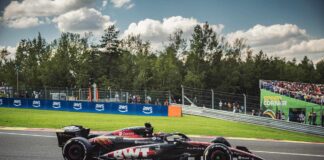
[0,23,323,96]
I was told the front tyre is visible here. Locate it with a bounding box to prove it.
[63,137,91,160]
[203,143,232,160]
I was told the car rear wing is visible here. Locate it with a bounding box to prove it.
[56,125,90,147]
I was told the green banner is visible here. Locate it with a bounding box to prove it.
[260,89,322,124]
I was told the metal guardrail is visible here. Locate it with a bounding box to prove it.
[182,105,324,136]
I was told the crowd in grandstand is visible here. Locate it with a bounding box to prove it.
[262,80,324,105]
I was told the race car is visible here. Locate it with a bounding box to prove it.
[56,123,155,147]
[56,123,264,160]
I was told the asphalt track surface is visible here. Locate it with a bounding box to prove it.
[0,130,324,160]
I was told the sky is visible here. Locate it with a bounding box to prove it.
[0,0,323,63]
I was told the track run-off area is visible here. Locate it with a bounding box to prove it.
[0,129,323,160]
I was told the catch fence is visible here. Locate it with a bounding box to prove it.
[0,87,171,105]
[181,86,260,114]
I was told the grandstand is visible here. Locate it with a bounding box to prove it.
[260,80,323,125]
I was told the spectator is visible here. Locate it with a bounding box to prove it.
[227,102,232,111]
[193,96,197,104]
[155,98,161,105]
[313,112,317,125]
[251,110,255,116]
[115,92,119,102]
[232,106,236,113]
[321,112,324,127]
[132,95,136,103]
[258,109,262,116]
[163,99,169,106]
[298,112,305,123]
[24,91,29,98]
[145,95,151,104]
[261,80,323,105]
[137,95,141,103]
[308,112,313,125]
[281,112,285,121]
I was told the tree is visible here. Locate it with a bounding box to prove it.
[298,56,317,83]
[185,22,219,88]
[315,59,324,83]
[98,25,122,89]
[12,33,50,89]
[40,33,87,87]
[153,30,184,93]
[0,48,15,87]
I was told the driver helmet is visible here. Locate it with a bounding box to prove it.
[144,122,154,137]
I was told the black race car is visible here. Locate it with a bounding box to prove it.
[56,123,263,160]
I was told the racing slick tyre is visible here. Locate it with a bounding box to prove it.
[63,137,92,160]
[203,143,232,160]
[210,137,231,147]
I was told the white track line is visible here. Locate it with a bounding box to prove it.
[251,150,324,158]
[0,131,56,138]
[1,131,324,158]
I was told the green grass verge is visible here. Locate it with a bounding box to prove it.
[0,107,323,142]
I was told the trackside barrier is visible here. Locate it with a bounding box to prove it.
[0,98,168,116]
[182,105,324,136]
[168,104,182,117]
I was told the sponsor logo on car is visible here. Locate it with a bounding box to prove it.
[52,101,61,109]
[142,106,153,114]
[95,104,104,111]
[32,100,41,108]
[73,102,82,110]
[112,148,150,159]
[0,99,3,105]
[118,105,128,112]
[13,99,21,107]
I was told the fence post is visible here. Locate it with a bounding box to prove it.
[66,87,68,101]
[16,65,19,93]
[144,89,147,104]
[181,85,184,107]
[79,88,81,100]
[44,87,47,100]
[168,90,171,104]
[320,105,322,126]
[211,89,214,109]
[243,94,246,114]
[109,88,112,102]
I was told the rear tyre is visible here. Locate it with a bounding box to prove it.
[203,143,232,160]
[63,137,91,160]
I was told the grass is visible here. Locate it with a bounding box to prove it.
[0,107,323,142]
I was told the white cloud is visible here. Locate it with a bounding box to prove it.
[53,8,114,34]
[0,46,17,60]
[227,24,307,47]
[2,0,96,29]
[110,0,134,9]
[102,0,108,8]
[5,17,40,29]
[126,3,135,9]
[3,0,95,19]
[2,0,133,29]
[226,24,324,62]
[277,39,324,55]
[123,16,224,51]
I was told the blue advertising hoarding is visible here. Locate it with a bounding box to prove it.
[0,97,168,116]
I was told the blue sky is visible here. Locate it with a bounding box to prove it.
[0,0,323,62]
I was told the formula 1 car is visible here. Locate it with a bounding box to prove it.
[57,123,155,147]
[56,123,263,160]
